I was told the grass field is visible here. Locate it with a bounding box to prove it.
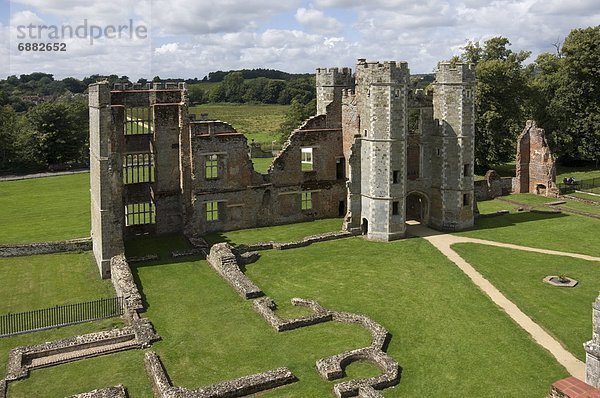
[452,243,599,362]
[0,173,90,244]
[9,237,569,397]
[0,252,116,313]
[463,197,600,256]
[189,103,288,144]
[506,193,600,215]
[251,157,274,174]
[204,218,343,246]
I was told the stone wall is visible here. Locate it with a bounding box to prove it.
[473,170,513,200]
[0,238,91,258]
[206,243,263,299]
[68,385,128,398]
[144,351,297,398]
[111,254,143,313]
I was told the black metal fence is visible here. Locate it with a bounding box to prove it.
[0,297,124,337]
[558,177,600,194]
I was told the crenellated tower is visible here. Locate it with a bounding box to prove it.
[315,67,354,128]
[354,59,410,241]
[432,62,476,230]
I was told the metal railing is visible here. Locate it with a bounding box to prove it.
[0,297,124,337]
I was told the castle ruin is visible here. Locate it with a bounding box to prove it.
[89,60,475,278]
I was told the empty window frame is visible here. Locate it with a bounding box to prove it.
[125,107,153,135]
[407,145,420,180]
[205,154,218,179]
[392,201,399,215]
[123,153,155,184]
[206,201,219,221]
[463,193,470,207]
[301,191,312,210]
[301,147,313,171]
[463,164,471,177]
[125,202,155,226]
[392,170,400,184]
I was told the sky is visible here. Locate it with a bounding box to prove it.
[0,0,599,80]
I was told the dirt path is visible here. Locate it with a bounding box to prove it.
[407,223,593,379]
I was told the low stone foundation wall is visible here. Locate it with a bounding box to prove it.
[0,238,92,258]
[111,254,143,313]
[252,297,399,397]
[144,351,297,398]
[68,385,128,398]
[6,323,159,382]
[206,243,263,299]
[236,230,355,253]
[253,297,332,332]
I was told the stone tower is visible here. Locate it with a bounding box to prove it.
[315,67,354,127]
[89,82,124,278]
[354,60,410,241]
[432,62,476,230]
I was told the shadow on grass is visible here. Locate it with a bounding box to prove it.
[125,233,205,312]
[469,208,568,232]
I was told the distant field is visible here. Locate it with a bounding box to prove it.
[189,103,289,144]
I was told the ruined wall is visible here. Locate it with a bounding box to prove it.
[515,120,558,196]
[432,62,476,230]
[316,67,354,128]
[185,120,346,237]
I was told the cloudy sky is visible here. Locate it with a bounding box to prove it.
[0,0,598,80]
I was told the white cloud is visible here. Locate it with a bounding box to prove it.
[295,7,343,34]
[151,0,300,35]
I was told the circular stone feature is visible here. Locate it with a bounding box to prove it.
[543,275,578,288]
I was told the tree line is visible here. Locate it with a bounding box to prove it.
[455,25,599,170]
[0,25,597,174]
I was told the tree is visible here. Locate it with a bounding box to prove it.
[278,98,316,141]
[459,37,531,169]
[220,72,245,103]
[530,26,600,164]
[22,99,89,167]
[0,106,21,170]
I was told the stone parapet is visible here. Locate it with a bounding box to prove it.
[548,377,600,398]
[0,238,92,258]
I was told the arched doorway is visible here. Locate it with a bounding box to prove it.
[535,184,546,195]
[405,191,430,225]
[361,218,368,235]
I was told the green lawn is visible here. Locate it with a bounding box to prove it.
[204,218,343,246]
[504,193,600,215]
[0,252,116,313]
[452,243,599,361]
[189,103,288,144]
[459,199,600,256]
[557,165,600,182]
[0,173,90,244]
[251,157,274,174]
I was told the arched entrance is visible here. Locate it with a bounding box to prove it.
[361,218,369,235]
[535,184,547,195]
[405,191,430,225]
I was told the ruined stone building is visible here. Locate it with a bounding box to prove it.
[89,60,475,277]
[515,120,559,196]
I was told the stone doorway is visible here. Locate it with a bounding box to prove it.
[406,192,429,224]
[361,218,368,235]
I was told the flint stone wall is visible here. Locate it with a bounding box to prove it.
[111,254,143,312]
[0,238,92,258]
[144,351,297,398]
[207,243,263,299]
[68,385,128,398]
[473,171,513,201]
[253,297,332,332]
[235,230,355,254]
